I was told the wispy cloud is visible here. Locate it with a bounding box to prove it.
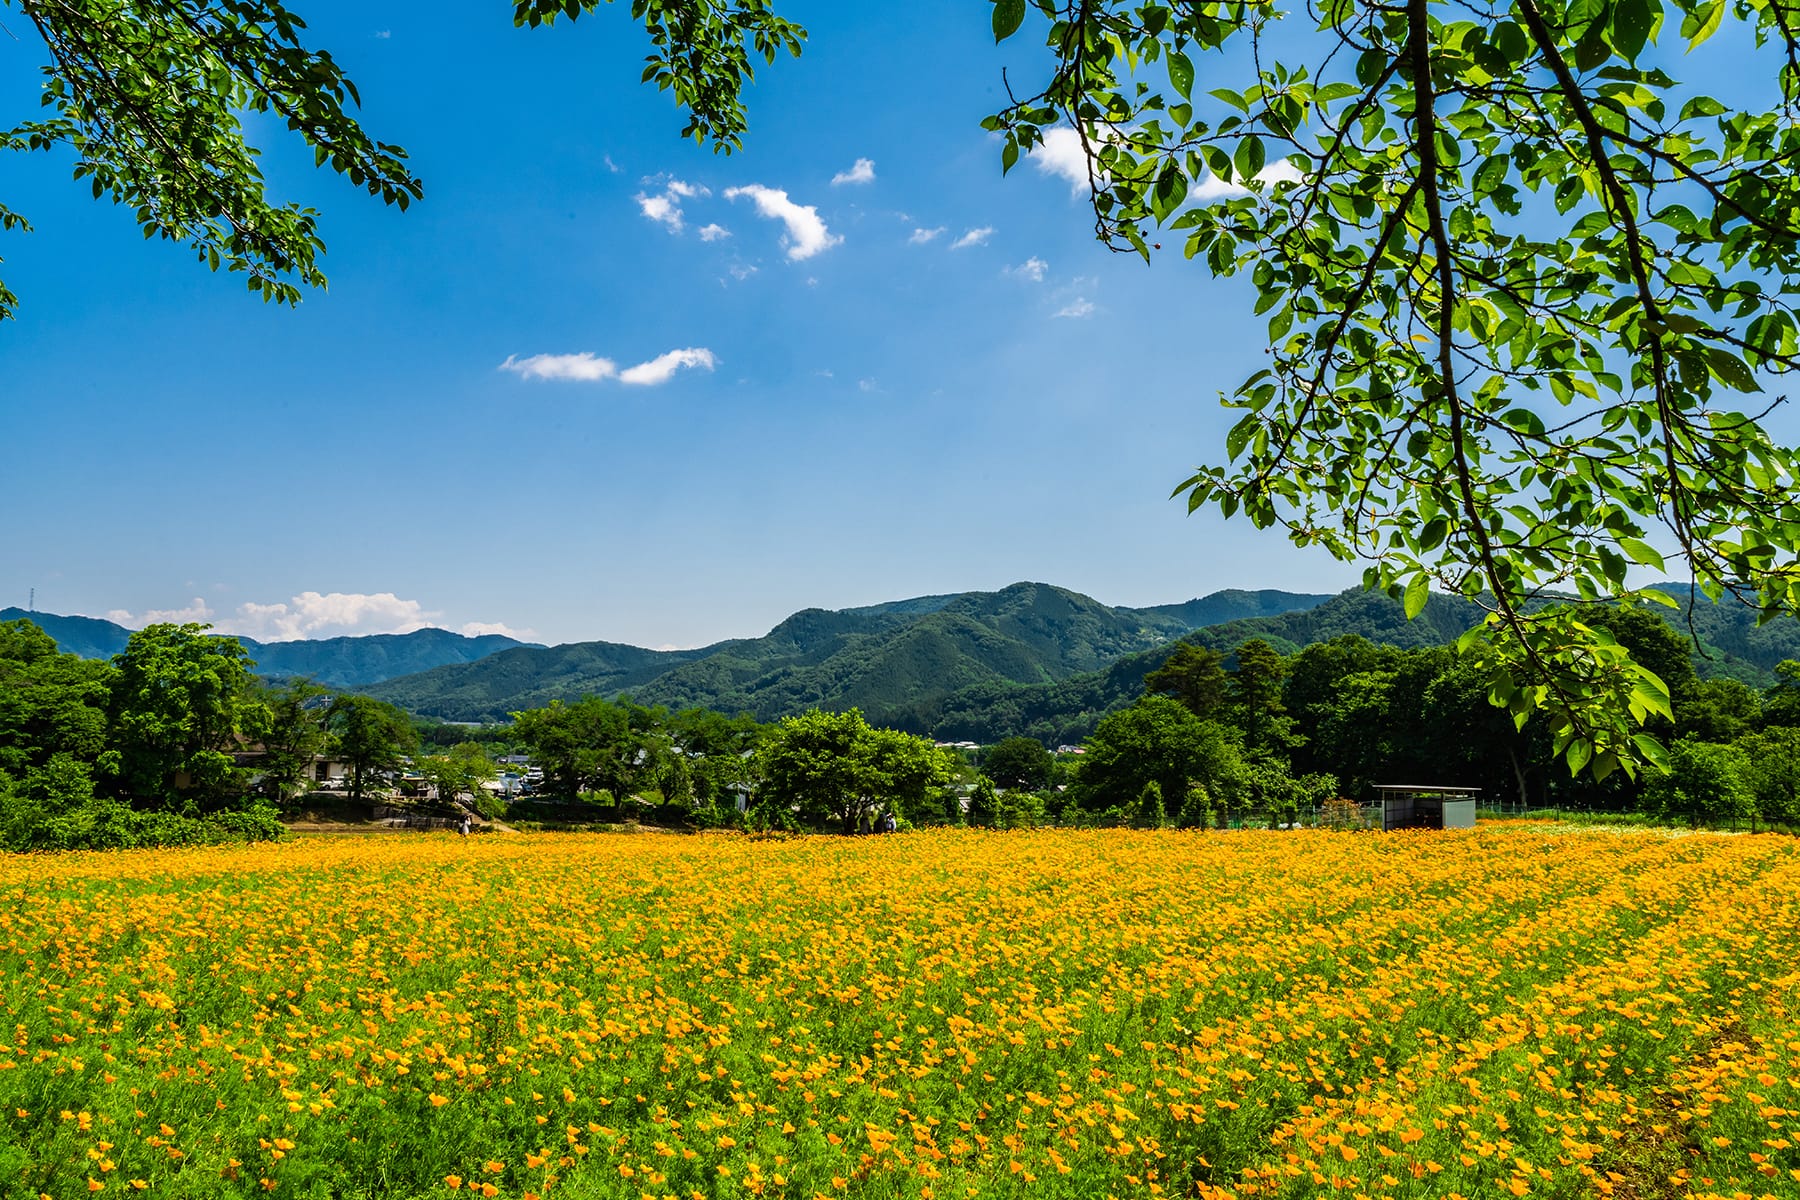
[831,157,876,186]
[618,348,717,386]
[908,226,946,245]
[1007,256,1049,282]
[500,347,717,386]
[635,178,709,233]
[950,226,995,250]
[697,223,731,242]
[1054,297,1096,319]
[723,184,841,260]
[498,352,618,382]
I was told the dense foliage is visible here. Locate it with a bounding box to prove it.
[0,620,282,850]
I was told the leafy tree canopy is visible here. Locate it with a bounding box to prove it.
[0,0,803,318]
[982,0,1800,780]
[980,735,1055,790]
[102,623,266,809]
[326,694,416,802]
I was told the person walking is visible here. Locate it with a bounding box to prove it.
[459,812,472,838]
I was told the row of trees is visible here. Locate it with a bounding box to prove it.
[1072,603,1800,831]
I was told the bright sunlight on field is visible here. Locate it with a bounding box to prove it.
[0,827,1796,1200]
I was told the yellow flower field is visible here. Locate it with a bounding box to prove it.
[0,827,1795,1200]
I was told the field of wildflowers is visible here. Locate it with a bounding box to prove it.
[0,826,1795,1200]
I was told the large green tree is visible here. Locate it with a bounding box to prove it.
[1074,695,1245,813]
[509,696,646,800]
[757,708,950,833]
[102,623,267,809]
[980,735,1054,790]
[254,678,331,804]
[0,619,113,779]
[326,694,416,802]
[1142,643,1230,719]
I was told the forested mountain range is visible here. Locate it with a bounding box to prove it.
[366,584,1334,721]
[0,608,533,690]
[19,581,1798,744]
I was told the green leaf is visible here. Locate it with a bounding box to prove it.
[1610,0,1654,61]
[1225,414,1258,460]
[1167,51,1195,100]
[1630,676,1674,723]
[1151,161,1188,221]
[1618,537,1665,571]
[1633,733,1671,772]
[1564,737,1592,775]
[1687,0,1724,50]
[1706,346,1762,393]
[1233,136,1266,184]
[991,0,1025,42]
[1403,575,1430,620]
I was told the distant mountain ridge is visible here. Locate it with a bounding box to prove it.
[0,608,535,690]
[366,584,1335,722]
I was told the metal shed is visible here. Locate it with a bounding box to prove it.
[1373,785,1480,831]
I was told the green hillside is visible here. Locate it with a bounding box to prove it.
[926,588,1485,744]
[365,583,1334,722]
[364,640,726,717]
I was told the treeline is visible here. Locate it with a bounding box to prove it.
[1100,604,1800,830]
[0,618,510,849]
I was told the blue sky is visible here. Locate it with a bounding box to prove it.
[5,1,1378,646]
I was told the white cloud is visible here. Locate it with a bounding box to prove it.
[635,178,709,232]
[698,222,731,242]
[103,592,539,642]
[831,157,876,186]
[1007,256,1049,282]
[1032,125,1302,204]
[908,226,945,245]
[106,598,215,627]
[723,184,842,260]
[1032,127,1096,191]
[603,154,621,174]
[500,348,717,386]
[229,592,439,641]
[373,30,391,39]
[1191,158,1306,201]
[1054,298,1096,319]
[950,226,995,250]
[499,352,618,382]
[727,262,757,281]
[460,621,533,640]
[618,347,718,386]
[858,378,878,393]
